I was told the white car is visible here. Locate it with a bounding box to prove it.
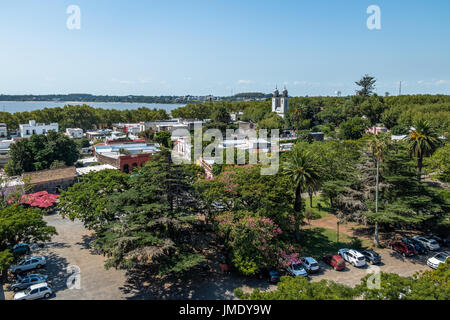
[338,249,366,267]
[285,261,308,277]
[427,252,449,269]
[412,236,440,251]
[14,282,52,300]
[9,256,46,274]
[300,257,320,273]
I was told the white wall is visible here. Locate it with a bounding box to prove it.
[20,120,59,138]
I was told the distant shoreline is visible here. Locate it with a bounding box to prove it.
[0,101,182,104]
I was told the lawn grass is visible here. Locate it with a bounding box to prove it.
[304,195,334,220]
[298,227,373,260]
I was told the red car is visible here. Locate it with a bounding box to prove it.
[390,241,417,257]
[323,254,346,271]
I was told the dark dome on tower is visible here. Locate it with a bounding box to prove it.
[273,87,279,97]
[282,87,288,97]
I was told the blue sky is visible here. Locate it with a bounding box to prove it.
[0,0,449,96]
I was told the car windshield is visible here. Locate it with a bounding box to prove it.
[311,263,318,267]
[357,256,365,261]
[435,254,446,262]
[23,288,31,295]
[292,263,304,271]
[429,240,438,245]
[17,260,25,265]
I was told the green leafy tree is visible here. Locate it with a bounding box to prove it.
[155,131,172,148]
[236,276,357,300]
[0,204,57,281]
[6,130,79,175]
[211,106,231,124]
[58,170,130,232]
[338,117,370,140]
[91,149,205,274]
[426,143,450,182]
[355,74,376,97]
[357,261,449,300]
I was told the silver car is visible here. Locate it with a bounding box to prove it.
[412,236,440,251]
[14,282,52,300]
[9,256,46,274]
[11,274,48,291]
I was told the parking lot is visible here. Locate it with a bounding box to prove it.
[311,248,435,287]
[1,213,442,300]
[3,213,132,300]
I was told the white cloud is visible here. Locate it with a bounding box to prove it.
[292,80,321,87]
[416,79,449,86]
[237,80,253,84]
[435,80,449,85]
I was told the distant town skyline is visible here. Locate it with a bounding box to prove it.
[1,0,449,96]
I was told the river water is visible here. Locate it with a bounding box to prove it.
[0,101,185,113]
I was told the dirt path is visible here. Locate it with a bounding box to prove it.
[304,214,372,241]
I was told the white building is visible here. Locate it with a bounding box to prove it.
[65,128,84,139]
[0,139,14,155]
[19,120,58,138]
[272,87,289,118]
[76,164,117,176]
[0,123,7,138]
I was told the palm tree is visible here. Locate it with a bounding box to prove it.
[283,146,321,231]
[368,133,390,247]
[291,108,302,131]
[407,120,440,180]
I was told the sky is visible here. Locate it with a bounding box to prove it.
[0,0,449,97]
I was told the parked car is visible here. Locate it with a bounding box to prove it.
[300,257,320,273]
[412,236,440,251]
[361,250,381,264]
[258,267,281,283]
[12,243,31,255]
[14,282,52,300]
[441,236,450,247]
[426,234,448,247]
[389,241,417,257]
[338,249,366,267]
[323,254,346,271]
[427,252,449,269]
[285,261,308,277]
[9,256,46,274]
[402,238,428,255]
[11,274,48,291]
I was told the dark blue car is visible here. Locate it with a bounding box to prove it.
[12,243,30,255]
[402,238,427,254]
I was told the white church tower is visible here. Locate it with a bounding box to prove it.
[272,86,289,118]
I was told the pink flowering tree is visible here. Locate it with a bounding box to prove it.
[216,210,286,275]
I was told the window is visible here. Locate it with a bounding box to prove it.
[30,289,38,295]
[39,287,48,293]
